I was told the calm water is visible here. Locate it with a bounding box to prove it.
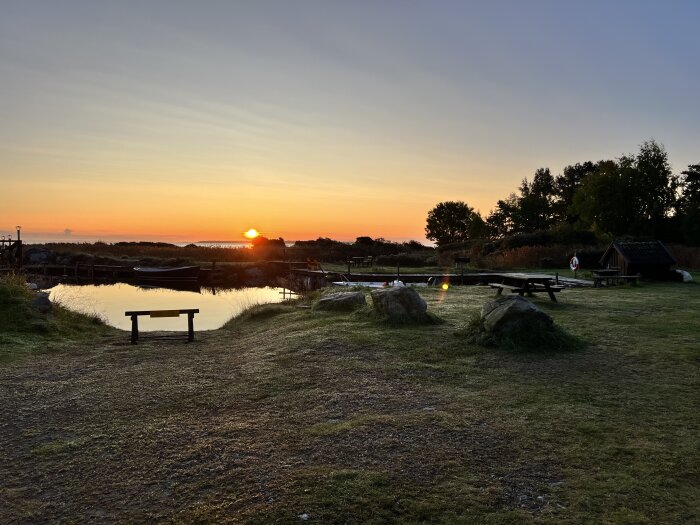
[47,283,285,331]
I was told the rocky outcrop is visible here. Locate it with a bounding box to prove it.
[315,291,367,311]
[370,286,430,324]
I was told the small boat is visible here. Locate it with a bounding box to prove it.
[134,266,200,282]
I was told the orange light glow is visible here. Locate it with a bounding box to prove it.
[244,228,260,239]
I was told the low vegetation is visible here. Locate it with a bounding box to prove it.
[0,274,112,363]
[1,279,699,522]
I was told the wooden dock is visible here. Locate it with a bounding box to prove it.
[290,269,594,290]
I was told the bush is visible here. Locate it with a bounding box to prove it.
[374,253,432,267]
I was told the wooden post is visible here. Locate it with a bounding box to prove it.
[187,312,195,342]
[131,315,139,344]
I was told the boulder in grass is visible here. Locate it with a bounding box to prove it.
[480,295,552,337]
[370,286,429,324]
[32,293,52,314]
[316,291,366,311]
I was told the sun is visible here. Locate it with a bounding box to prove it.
[243,228,260,239]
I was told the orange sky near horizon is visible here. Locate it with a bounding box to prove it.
[2,156,507,242]
[2,2,698,243]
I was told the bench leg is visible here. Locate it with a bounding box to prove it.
[547,290,558,302]
[130,315,138,344]
[187,313,194,342]
[495,287,503,296]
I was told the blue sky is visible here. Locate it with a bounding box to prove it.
[1,1,698,241]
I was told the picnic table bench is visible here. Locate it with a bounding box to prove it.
[124,308,199,344]
[347,256,373,268]
[592,275,640,287]
[489,274,563,302]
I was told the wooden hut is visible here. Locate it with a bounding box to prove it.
[599,241,677,278]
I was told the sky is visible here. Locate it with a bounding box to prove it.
[1,0,699,243]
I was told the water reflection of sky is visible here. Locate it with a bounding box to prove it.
[47,283,284,331]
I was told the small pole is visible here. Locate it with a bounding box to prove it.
[397,263,400,280]
[555,272,559,285]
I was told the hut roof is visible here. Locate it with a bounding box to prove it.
[600,241,677,266]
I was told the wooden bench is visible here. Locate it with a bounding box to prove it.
[124,309,199,344]
[593,275,640,287]
[489,283,526,296]
[489,282,563,301]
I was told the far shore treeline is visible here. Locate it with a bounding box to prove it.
[24,139,700,270]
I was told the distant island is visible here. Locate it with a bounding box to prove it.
[197,240,247,243]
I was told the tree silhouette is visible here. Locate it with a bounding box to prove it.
[425,201,485,246]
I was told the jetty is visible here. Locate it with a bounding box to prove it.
[290,268,593,290]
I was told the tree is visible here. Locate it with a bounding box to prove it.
[633,139,677,234]
[678,164,700,245]
[486,194,518,237]
[425,201,485,246]
[570,160,638,235]
[554,161,597,222]
[486,169,557,237]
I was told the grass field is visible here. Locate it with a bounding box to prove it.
[1,278,699,523]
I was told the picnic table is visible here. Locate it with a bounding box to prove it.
[489,274,563,302]
[347,256,373,268]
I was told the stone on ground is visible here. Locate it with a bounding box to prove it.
[370,286,429,323]
[480,295,552,337]
[315,291,366,311]
[32,292,53,314]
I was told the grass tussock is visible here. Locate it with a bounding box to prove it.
[226,302,296,326]
[461,310,585,352]
[0,274,112,362]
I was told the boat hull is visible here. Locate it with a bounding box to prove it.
[134,266,200,282]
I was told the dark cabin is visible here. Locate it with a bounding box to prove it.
[599,241,677,279]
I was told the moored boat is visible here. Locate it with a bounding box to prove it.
[134,266,200,282]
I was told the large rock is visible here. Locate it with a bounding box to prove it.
[370,286,429,323]
[480,295,552,336]
[32,292,52,314]
[316,291,366,311]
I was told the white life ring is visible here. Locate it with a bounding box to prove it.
[569,256,580,272]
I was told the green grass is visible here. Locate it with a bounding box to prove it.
[233,282,700,523]
[1,278,698,523]
[0,274,114,363]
